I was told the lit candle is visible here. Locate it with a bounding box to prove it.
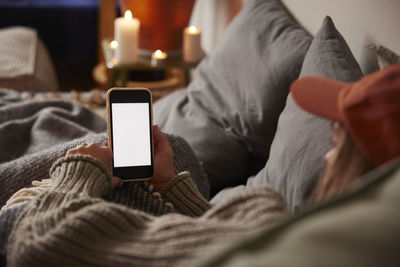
[183,25,204,63]
[114,10,140,65]
[109,40,118,50]
[151,49,168,66]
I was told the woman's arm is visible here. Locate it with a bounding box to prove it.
[149,125,212,216]
[2,126,210,217]
[159,171,211,216]
[68,126,211,217]
[8,154,286,267]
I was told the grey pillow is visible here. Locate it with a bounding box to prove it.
[366,43,400,69]
[154,0,312,195]
[247,16,364,211]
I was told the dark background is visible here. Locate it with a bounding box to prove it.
[0,0,102,90]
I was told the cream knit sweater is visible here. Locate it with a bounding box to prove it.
[7,155,286,267]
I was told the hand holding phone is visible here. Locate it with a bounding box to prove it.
[151,125,176,191]
[106,88,154,181]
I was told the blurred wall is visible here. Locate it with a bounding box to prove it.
[189,0,245,55]
[281,0,400,74]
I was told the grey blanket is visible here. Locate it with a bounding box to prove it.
[0,88,209,265]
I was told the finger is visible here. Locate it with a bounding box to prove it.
[66,149,76,155]
[154,125,171,152]
[85,143,103,154]
[153,124,161,143]
[104,140,109,147]
[111,177,123,188]
[102,147,113,161]
[87,142,97,148]
[153,125,161,152]
[153,125,167,144]
[67,145,83,153]
[67,147,85,156]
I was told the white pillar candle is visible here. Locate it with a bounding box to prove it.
[183,26,204,63]
[114,10,140,65]
[151,49,168,66]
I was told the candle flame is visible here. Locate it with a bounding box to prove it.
[152,50,167,61]
[124,10,133,20]
[155,50,162,57]
[110,40,118,49]
[189,25,198,33]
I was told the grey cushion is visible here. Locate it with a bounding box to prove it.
[154,0,311,195]
[367,43,400,69]
[247,16,364,211]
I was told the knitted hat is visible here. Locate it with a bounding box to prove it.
[291,63,400,166]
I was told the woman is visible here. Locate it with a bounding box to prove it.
[292,64,400,202]
[6,64,400,266]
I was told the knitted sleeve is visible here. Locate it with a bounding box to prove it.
[7,155,286,267]
[161,171,211,216]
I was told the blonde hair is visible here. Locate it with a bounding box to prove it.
[311,128,373,202]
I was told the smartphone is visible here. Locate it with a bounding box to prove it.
[106,87,153,181]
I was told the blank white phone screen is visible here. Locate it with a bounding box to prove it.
[112,103,151,167]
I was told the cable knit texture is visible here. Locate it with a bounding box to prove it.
[8,155,286,267]
[0,88,211,265]
[161,171,212,217]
